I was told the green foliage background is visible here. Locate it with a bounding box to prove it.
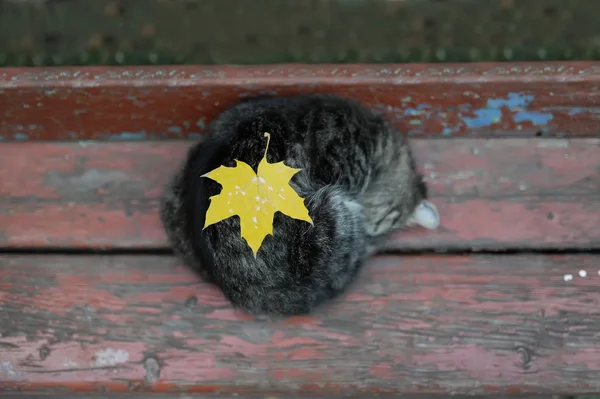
[1,0,600,66]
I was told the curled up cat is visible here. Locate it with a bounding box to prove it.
[160,94,440,316]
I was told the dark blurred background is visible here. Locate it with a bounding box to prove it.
[0,0,599,66]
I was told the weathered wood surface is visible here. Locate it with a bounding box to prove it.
[1,138,598,250]
[2,63,600,141]
[0,254,599,395]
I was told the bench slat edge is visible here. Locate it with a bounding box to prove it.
[1,62,600,140]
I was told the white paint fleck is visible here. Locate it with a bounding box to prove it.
[563,274,573,281]
[252,177,257,182]
[252,217,257,223]
[256,206,261,211]
[241,191,246,195]
[519,184,527,191]
[448,171,475,180]
[259,177,266,183]
[278,194,286,200]
[229,209,233,213]
[93,348,130,367]
[228,192,232,196]
[537,140,569,149]
[255,196,260,201]
[235,185,240,189]
[0,362,16,376]
[579,270,587,278]
[268,186,273,191]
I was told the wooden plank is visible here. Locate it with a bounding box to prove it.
[0,254,599,395]
[1,138,599,251]
[1,63,600,141]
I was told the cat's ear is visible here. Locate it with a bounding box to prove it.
[407,200,440,230]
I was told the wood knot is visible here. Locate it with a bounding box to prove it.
[144,357,160,385]
[516,346,532,370]
[185,295,198,309]
[39,346,51,361]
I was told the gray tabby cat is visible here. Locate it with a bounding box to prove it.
[160,94,440,316]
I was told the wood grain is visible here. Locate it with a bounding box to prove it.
[2,63,600,141]
[1,254,599,395]
[1,138,599,250]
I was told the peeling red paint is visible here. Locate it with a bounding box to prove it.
[1,254,599,395]
[2,63,600,141]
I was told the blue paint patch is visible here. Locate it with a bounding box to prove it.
[513,111,553,125]
[487,92,534,108]
[461,109,502,129]
[109,131,147,141]
[167,126,182,134]
[403,106,431,116]
[568,108,585,116]
[403,108,420,116]
[442,126,460,136]
[13,133,29,141]
[458,92,553,129]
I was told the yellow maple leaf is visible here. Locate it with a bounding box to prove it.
[201,132,313,256]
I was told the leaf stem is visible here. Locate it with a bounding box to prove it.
[263,132,271,159]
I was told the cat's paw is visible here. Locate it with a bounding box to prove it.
[407,200,440,230]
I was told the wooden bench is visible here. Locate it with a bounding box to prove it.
[1,63,599,396]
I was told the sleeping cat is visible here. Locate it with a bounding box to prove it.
[160,94,440,316]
